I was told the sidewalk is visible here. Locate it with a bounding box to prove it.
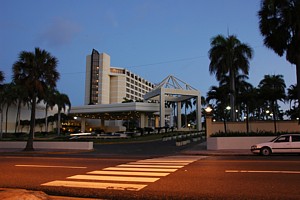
[0,142,253,156]
[182,141,252,156]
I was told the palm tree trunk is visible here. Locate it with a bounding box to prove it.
[246,106,249,133]
[229,69,236,121]
[223,117,227,134]
[272,102,277,134]
[0,107,3,138]
[45,105,48,133]
[15,100,21,134]
[24,98,36,151]
[57,110,61,136]
[5,104,9,134]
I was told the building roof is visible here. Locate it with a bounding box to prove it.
[144,75,200,102]
[70,102,171,120]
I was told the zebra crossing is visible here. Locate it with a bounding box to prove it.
[41,155,207,191]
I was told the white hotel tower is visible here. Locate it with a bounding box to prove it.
[85,49,155,105]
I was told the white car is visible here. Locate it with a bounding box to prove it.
[251,134,300,156]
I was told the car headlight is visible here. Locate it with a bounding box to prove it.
[251,145,257,150]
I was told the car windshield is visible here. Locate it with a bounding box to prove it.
[270,136,280,142]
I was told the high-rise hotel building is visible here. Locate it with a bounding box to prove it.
[85,49,155,105]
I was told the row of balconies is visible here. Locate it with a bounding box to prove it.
[126,76,154,88]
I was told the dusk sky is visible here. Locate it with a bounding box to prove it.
[0,0,296,108]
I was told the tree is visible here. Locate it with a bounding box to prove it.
[258,0,300,120]
[258,74,286,133]
[0,71,4,138]
[13,83,29,134]
[43,87,57,133]
[0,71,4,83]
[287,84,298,109]
[182,99,192,127]
[13,48,59,151]
[206,84,230,133]
[54,91,71,136]
[0,83,18,134]
[286,84,299,119]
[209,34,253,121]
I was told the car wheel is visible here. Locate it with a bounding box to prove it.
[261,147,271,156]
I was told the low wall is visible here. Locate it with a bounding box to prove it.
[207,136,274,150]
[206,117,300,138]
[0,141,93,150]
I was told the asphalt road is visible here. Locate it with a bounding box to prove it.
[1,153,300,199]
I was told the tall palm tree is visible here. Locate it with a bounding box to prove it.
[1,83,18,134]
[209,34,253,121]
[13,83,29,134]
[13,48,59,151]
[258,0,300,119]
[219,74,252,120]
[0,71,4,83]
[182,99,192,127]
[258,74,286,133]
[207,84,230,133]
[43,87,57,133]
[286,84,299,119]
[287,84,298,109]
[54,91,71,136]
[0,71,4,138]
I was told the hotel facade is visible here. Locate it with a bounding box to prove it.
[85,49,155,105]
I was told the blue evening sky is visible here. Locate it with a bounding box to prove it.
[0,0,296,107]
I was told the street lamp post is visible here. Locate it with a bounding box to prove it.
[224,106,231,134]
[205,105,213,138]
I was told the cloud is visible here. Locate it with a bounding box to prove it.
[38,17,81,48]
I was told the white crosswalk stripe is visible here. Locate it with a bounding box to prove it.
[41,156,207,191]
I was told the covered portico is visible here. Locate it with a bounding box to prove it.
[69,102,172,132]
[144,75,202,131]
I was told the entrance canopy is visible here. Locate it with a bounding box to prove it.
[69,102,172,131]
[144,75,201,131]
[70,102,164,120]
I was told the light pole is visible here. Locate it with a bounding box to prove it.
[205,105,213,138]
[224,106,231,134]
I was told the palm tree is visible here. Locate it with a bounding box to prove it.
[209,34,253,121]
[0,71,4,137]
[237,82,257,132]
[13,83,29,134]
[0,71,4,83]
[258,0,300,119]
[286,84,299,119]
[182,99,192,127]
[13,48,59,151]
[43,87,57,133]
[219,74,251,120]
[1,83,18,134]
[258,74,286,133]
[206,84,230,133]
[166,101,177,127]
[54,91,71,136]
[287,84,298,107]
